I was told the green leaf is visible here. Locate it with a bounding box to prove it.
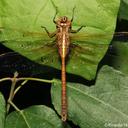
[0,92,6,128]
[5,105,64,128]
[0,0,120,80]
[119,0,128,21]
[110,41,128,75]
[51,66,128,128]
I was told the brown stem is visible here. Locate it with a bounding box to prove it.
[6,73,18,113]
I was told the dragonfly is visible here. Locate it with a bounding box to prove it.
[0,29,128,77]
[0,8,128,122]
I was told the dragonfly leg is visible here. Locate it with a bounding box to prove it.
[41,26,56,38]
[71,26,86,33]
[71,6,76,22]
[50,0,58,24]
[53,7,58,24]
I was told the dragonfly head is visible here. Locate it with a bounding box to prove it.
[56,16,71,29]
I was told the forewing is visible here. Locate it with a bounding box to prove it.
[0,40,61,74]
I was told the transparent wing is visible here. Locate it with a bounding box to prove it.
[66,42,108,80]
[0,42,61,77]
[1,26,128,79]
[1,27,128,43]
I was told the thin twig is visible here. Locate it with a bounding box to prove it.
[9,100,31,128]
[17,77,54,83]
[6,72,18,113]
[14,80,28,96]
[0,77,11,82]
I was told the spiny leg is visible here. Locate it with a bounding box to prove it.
[71,6,76,22]
[41,26,56,38]
[53,6,58,24]
[50,0,58,24]
[71,26,86,33]
[70,6,86,33]
[41,0,59,37]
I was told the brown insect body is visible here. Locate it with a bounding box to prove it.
[41,12,83,122]
[56,16,71,58]
[55,16,72,121]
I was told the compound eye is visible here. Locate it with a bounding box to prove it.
[62,16,67,23]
